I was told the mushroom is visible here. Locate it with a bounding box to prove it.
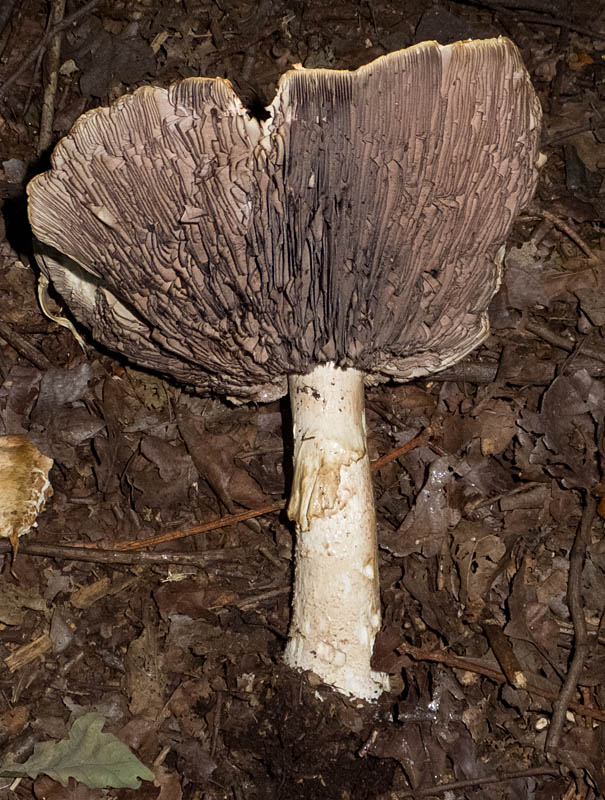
[27,37,542,700]
[0,435,53,558]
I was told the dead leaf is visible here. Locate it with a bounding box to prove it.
[174,740,217,786]
[519,370,604,489]
[0,583,46,626]
[33,775,105,799]
[383,456,460,557]
[153,765,183,800]
[177,406,266,511]
[451,521,506,621]
[473,399,517,455]
[125,626,166,719]
[66,17,156,98]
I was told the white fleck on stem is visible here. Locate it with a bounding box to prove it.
[285,362,389,700]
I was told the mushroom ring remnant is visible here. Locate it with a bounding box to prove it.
[28,37,542,700]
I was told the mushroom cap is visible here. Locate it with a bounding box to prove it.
[28,37,542,401]
[0,435,53,555]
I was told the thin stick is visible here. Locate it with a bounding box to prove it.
[22,30,48,117]
[370,428,432,469]
[520,13,605,40]
[482,615,527,689]
[38,0,66,154]
[544,123,601,148]
[210,691,223,759]
[546,495,596,753]
[0,319,53,370]
[524,320,576,353]
[232,586,290,610]
[539,209,597,260]
[398,640,605,722]
[486,2,605,41]
[465,481,543,513]
[113,501,286,551]
[375,766,561,799]
[524,321,605,364]
[0,539,251,566]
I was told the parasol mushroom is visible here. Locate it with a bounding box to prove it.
[27,37,542,700]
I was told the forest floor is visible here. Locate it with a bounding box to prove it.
[1,0,605,798]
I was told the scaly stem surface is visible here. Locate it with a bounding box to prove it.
[285,362,389,700]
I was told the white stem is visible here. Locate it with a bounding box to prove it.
[284,363,389,700]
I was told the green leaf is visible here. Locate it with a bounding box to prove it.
[0,712,155,789]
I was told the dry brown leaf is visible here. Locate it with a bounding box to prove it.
[153,765,183,800]
[384,456,460,557]
[124,626,166,719]
[452,520,506,621]
[474,399,518,456]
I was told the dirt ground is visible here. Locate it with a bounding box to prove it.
[1,0,605,798]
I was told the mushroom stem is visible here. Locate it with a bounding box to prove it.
[285,363,389,700]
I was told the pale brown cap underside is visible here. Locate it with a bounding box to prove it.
[0,435,53,556]
[28,37,542,400]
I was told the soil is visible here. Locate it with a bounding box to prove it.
[1,1,605,798]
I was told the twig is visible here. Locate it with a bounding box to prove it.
[546,495,597,754]
[397,640,605,722]
[524,320,576,353]
[482,615,527,688]
[0,539,252,566]
[432,358,556,386]
[5,434,433,561]
[399,639,516,681]
[231,586,290,610]
[545,122,604,148]
[38,0,66,154]
[358,728,379,758]
[471,0,605,41]
[375,766,561,799]
[206,22,283,63]
[153,745,171,770]
[524,321,605,364]
[547,26,569,117]
[0,319,53,370]
[431,360,499,383]
[210,691,223,759]
[5,632,52,672]
[113,501,286,551]
[539,209,597,260]
[208,11,233,75]
[22,27,48,117]
[465,481,543,513]
[516,12,605,40]
[0,0,99,97]
[370,428,432,469]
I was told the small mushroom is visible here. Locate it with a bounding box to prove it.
[0,435,53,558]
[28,37,542,700]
